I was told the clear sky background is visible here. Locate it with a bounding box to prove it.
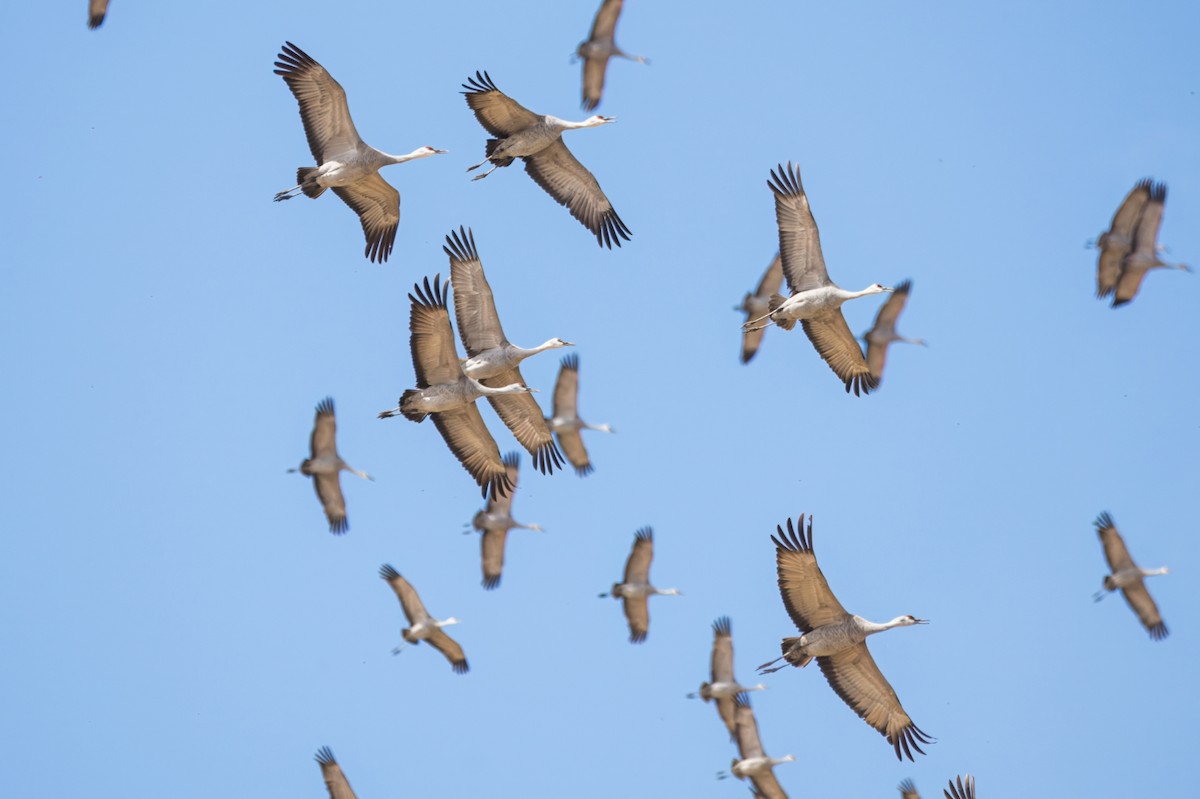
[3,1,1198,796]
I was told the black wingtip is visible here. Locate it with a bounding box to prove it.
[314,746,336,765]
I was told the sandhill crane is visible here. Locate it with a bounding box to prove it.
[471,452,543,590]
[379,564,468,673]
[288,397,372,534]
[575,0,648,111]
[1095,179,1152,300]
[759,515,931,761]
[897,779,921,799]
[273,42,446,263]
[461,71,632,248]
[1109,182,1190,306]
[688,617,766,740]
[744,163,892,395]
[314,747,358,799]
[1093,512,1169,640]
[944,775,975,799]
[546,353,613,476]
[444,226,568,474]
[737,254,784,364]
[718,694,794,799]
[378,275,533,499]
[599,527,680,643]
[88,0,108,28]
[862,279,926,384]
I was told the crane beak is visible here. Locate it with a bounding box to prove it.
[914,617,929,624]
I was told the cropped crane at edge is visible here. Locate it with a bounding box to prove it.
[759,514,932,761]
[862,279,925,385]
[461,71,631,248]
[288,397,372,534]
[575,0,648,112]
[744,163,892,395]
[273,42,446,263]
[314,747,359,799]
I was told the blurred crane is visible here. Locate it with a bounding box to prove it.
[546,353,613,476]
[1093,512,1169,639]
[600,527,680,643]
[380,565,468,673]
[314,747,358,799]
[288,397,372,535]
[470,452,543,590]
[737,253,784,363]
[575,0,648,111]
[688,617,767,739]
[862,279,925,384]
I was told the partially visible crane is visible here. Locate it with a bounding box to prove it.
[575,0,648,111]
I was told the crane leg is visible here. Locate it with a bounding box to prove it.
[470,163,500,181]
[274,185,303,202]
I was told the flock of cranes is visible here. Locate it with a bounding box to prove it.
[87,1,1185,796]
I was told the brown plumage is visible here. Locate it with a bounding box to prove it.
[380,565,468,674]
[898,779,921,799]
[546,353,613,476]
[1096,179,1152,300]
[88,0,108,28]
[575,0,648,111]
[943,775,975,799]
[472,452,542,590]
[862,279,925,383]
[289,397,372,534]
[601,527,680,643]
[738,254,784,364]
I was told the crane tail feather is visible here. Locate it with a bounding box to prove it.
[296,167,325,199]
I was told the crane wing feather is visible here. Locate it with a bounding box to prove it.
[429,404,513,500]
[1096,180,1151,298]
[581,55,609,112]
[482,366,563,475]
[407,276,460,388]
[750,770,789,799]
[552,354,581,418]
[773,515,848,632]
[312,472,348,535]
[732,696,765,760]
[1120,582,1168,640]
[88,0,108,29]
[426,628,469,674]
[768,162,830,294]
[275,42,364,162]
[712,617,735,682]
[331,173,399,264]
[817,645,931,761]
[588,0,625,40]
[445,226,508,353]
[523,140,632,249]
[314,748,359,799]
[624,595,650,643]
[461,71,541,137]
[378,565,430,625]
[480,528,507,590]
[624,528,654,584]
[1095,513,1136,573]
[801,312,878,396]
[310,397,338,458]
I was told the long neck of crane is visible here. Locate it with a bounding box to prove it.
[1142,566,1169,577]
[860,617,907,635]
[471,378,526,396]
[381,148,430,165]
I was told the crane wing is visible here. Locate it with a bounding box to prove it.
[461,71,541,137]
[314,747,358,799]
[1095,512,1136,574]
[1097,179,1151,298]
[711,616,735,683]
[897,778,921,799]
[1112,182,1166,306]
[715,695,738,741]
[556,428,593,475]
[817,644,932,761]
[750,770,790,799]
[864,280,912,381]
[88,0,108,28]
[274,42,364,163]
[310,397,338,458]
[587,0,624,41]
[430,404,513,500]
[480,527,508,590]
[552,353,581,418]
[623,595,650,643]
[1120,581,1168,640]
[943,775,975,799]
[523,139,632,249]
[426,627,469,674]
[741,254,784,363]
[581,53,610,112]
[732,694,765,760]
[378,565,430,624]
[483,366,564,474]
[481,452,520,517]
[445,226,508,353]
[624,527,654,584]
[801,311,878,396]
[331,173,399,264]
[768,162,830,294]
[772,515,848,633]
[312,472,348,535]
[408,276,461,389]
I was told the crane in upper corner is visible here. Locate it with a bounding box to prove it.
[574,0,648,111]
[759,514,932,761]
[743,163,892,395]
[273,42,445,263]
[461,71,631,248]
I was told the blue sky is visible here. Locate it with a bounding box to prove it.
[3,1,1197,796]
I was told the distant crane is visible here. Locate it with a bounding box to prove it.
[273,42,446,263]
[546,353,613,476]
[862,279,926,384]
[1106,182,1190,306]
[688,616,767,740]
[461,71,632,248]
[471,452,543,590]
[88,0,108,28]
[719,694,794,799]
[379,565,468,673]
[1093,512,1169,640]
[600,527,680,643]
[1095,179,1152,300]
[944,775,975,799]
[378,275,534,499]
[744,163,892,395]
[288,397,372,534]
[444,226,568,474]
[737,253,784,364]
[759,515,932,761]
[314,747,359,799]
[575,0,648,111]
